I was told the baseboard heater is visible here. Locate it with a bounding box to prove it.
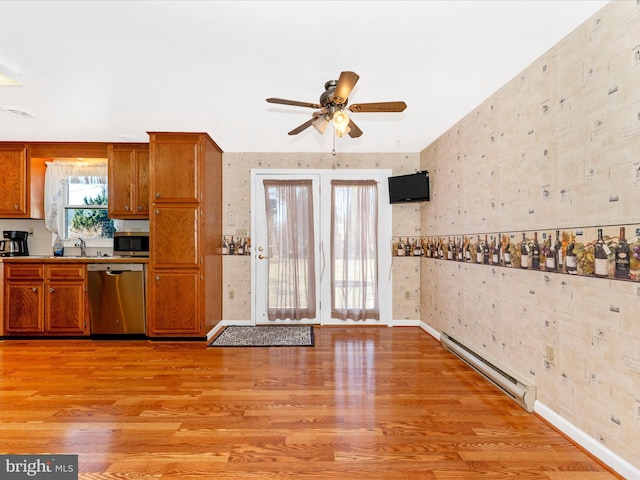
[440,332,536,412]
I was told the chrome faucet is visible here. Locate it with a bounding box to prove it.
[75,238,87,256]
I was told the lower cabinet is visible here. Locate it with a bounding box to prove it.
[44,264,89,335]
[4,263,89,336]
[148,269,201,336]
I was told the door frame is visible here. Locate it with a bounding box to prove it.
[250,168,393,326]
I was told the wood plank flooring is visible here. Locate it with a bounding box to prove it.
[0,327,622,479]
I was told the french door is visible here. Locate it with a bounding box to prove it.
[251,169,392,325]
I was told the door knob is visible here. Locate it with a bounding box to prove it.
[258,254,268,260]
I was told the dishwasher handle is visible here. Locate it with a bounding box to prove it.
[87,263,144,272]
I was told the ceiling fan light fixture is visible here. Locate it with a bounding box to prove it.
[0,63,21,86]
[312,115,329,134]
[336,126,351,138]
[333,110,350,135]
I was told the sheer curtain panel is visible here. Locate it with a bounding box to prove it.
[263,179,316,321]
[331,180,379,321]
[44,160,108,235]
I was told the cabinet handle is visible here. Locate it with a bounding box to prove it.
[155,192,160,198]
[31,287,38,292]
[125,205,130,210]
[155,275,160,281]
[137,205,142,210]
[49,288,55,293]
[155,209,160,215]
[14,204,19,210]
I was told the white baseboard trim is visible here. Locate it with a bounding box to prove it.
[535,401,639,479]
[392,319,421,327]
[205,319,252,341]
[419,321,638,478]
[418,321,441,341]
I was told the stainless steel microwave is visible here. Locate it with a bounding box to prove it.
[113,232,149,257]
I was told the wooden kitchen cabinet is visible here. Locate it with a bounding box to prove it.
[44,264,89,336]
[4,262,89,336]
[148,270,200,335]
[4,264,45,334]
[151,205,199,267]
[0,143,47,219]
[0,144,27,216]
[108,143,150,218]
[150,136,200,203]
[148,132,222,338]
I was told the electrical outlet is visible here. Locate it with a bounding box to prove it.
[28,227,35,236]
[546,344,556,366]
[404,291,411,300]
[229,290,235,300]
[227,211,235,226]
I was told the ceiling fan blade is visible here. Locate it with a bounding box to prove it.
[347,119,363,138]
[349,101,407,113]
[267,98,321,109]
[332,71,360,105]
[288,116,318,135]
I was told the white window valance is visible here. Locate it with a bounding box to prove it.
[44,160,108,234]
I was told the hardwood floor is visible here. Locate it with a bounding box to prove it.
[0,327,621,479]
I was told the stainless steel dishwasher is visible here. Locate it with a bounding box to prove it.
[88,263,146,335]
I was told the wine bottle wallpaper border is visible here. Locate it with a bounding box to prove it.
[393,224,640,282]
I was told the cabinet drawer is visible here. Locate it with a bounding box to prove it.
[45,264,86,280]
[5,263,44,280]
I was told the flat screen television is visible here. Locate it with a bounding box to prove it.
[388,171,430,203]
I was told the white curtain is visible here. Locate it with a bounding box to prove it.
[44,160,108,235]
[331,180,379,321]
[263,179,316,321]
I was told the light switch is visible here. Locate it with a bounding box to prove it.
[227,211,235,226]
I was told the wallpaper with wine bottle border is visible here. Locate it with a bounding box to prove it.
[418,1,640,473]
[395,224,640,281]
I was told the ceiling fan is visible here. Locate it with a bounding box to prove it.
[266,71,407,138]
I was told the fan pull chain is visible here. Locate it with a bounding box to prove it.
[332,127,337,156]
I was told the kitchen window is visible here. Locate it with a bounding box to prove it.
[44,159,114,241]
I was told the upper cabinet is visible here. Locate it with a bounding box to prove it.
[108,144,150,219]
[0,144,27,216]
[149,135,200,203]
[0,141,112,220]
[0,143,45,219]
[0,141,152,221]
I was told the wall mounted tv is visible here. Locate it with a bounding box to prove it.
[388,170,430,204]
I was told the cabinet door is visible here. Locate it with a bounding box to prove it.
[135,147,150,216]
[0,145,27,217]
[148,270,201,335]
[108,145,135,217]
[45,281,88,335]
[151,205,200,266]
[44,264,88,336]
[108,144,150,218]
[5,281,44,334]
[149,134,200,202]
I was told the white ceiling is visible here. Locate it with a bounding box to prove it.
[0,0,609,154]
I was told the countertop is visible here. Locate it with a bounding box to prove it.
[1,255,149,264]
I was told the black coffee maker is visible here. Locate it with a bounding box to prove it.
[0,230,30,257]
